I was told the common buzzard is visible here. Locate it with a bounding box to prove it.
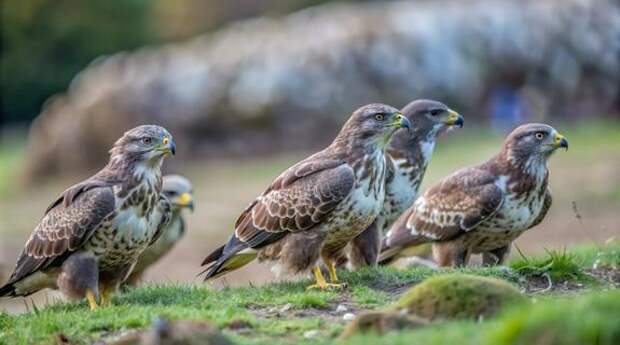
[380,123,567,266]
[201,104,410,289]
[0,125,175,309]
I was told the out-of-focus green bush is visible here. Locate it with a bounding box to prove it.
[0,0,157,123]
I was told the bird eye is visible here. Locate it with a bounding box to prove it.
[142,137,153,145]
[535,132,545,140]
[429,109,441,116]
[374,114,385,121]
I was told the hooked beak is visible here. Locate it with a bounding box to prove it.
[443,109,464,128]
[174,192,194,211]
[392,113,411,131]
[160,136,176,156]
[552,132,569,151]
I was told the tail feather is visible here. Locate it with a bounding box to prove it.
[201,235,254,281]
[377,246,403,265]
[201,230,288,281]
[0,282,16,297]
[378,236,429,265]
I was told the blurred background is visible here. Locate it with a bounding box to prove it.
[1,0,619,313]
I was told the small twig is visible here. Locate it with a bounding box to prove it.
[571,201,601,247]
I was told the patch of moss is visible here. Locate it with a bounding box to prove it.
[339,311,428,339]
[488,290,620,345]
[389,274,526,320]
[341,290,620,345]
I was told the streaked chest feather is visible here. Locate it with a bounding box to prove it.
[325,152,387,233]
[86,179,163,268]
[481,174,546,232]
[381,158,424,229]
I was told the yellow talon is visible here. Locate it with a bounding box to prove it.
[306,266,346,290]
[86,289,99,311]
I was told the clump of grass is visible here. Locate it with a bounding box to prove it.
[510,248,587,282]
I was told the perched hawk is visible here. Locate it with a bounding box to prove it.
[201,104,410,289]
[126,175,194,285]
[380,123,568,266]
[343,100,463,268]
[0,125,175,309]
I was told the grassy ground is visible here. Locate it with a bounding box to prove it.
[1,244,618,345]
[0,121,619,314]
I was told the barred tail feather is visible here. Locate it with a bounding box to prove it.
[201,235,256,281]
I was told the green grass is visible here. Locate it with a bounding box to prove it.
[1,244,618,344]
[510,247,589,283]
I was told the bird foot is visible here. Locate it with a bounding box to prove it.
[306,282,347,290]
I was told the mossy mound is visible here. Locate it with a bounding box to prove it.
[390,274,526,320]
[339,311,428,339]
[488,290,620,345]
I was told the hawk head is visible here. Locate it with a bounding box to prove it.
[110,125,176,165]
[162,175,194,212]
[339,103,411,149]
[502,123,568,169]
[401,99,463,137]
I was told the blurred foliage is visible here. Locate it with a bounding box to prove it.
[0,0,365,125]
[0,0,158,123]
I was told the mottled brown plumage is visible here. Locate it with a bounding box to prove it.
[343,100,463,268]
[126,175,194,285]
[201,103,410,288]
[380,123,567,266]
[0,125,175,309]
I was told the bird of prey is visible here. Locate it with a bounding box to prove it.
[201,104,410,289]
[380,123,568,266]
[0,125,176,309]
[343,100,463,268]
[126,175,194,285]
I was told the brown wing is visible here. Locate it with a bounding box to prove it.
[385,166,504,248]
[528,188,552,229]
[233,158,354,248]
[5,183,116,286]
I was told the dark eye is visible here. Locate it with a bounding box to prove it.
[535,132,545,140]
[429,109,441,116]
[374,113,385,121]
[142,137,153,145]
[164,191,177,198]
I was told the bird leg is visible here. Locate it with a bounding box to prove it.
[482,246,511,266]
[306,266,345,290]
[326,261,347,288]
[85,289,99,311]
[100,285,114,306]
